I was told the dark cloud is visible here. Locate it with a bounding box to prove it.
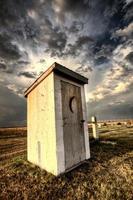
[75,36,94,47]
[87,84,133,120]
[45,30,67,57]
[39,59,45,63]
[0,0,36,25]
[64,36,94,58]
[0,85,26,127]
[76,65,93,76]
[57,0,90,12]
[17,60,30,65]
[0,32,21,60]
[66,21,84,33]
[94,56,110,65]
[0,0,39,43]
[124,2,133,22]
[0,62,7,70]
[23,18,40,40]
[0,0,128,62]
[52,0,125,24]
[0,0,133,126]
[88,101,133,120]
[18,71,36,79]
[125,51,133,63]
[0,0,40,68]
[93,32,122,57]
[0,61,20,74]
[52,0,90,21]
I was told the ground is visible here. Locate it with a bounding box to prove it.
[0,128,26,166]
[0,126,133,200]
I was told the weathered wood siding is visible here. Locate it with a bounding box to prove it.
[54,74,90,174]
[81,85,90,160]
[27,72,57,175]
[54,75,65,174]
[61,81,85,169]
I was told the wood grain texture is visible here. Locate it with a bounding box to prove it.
[54,75,65,174]
[27,72,58,175]
[61,81,85,170]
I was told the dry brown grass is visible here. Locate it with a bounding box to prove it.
[0,126,133,200]
[0,128,27,165]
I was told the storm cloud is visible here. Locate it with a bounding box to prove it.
[0,0,133,126]
[0,84,26,127]
[126,51,133,63]
[18,71,36,79]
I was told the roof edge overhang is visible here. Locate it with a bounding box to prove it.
[24,62,88,97]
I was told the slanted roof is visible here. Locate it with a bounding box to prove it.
[24,62,88,97]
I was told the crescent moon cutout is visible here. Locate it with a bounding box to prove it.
[69,96,75,113]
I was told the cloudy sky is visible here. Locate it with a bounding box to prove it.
[0,0,133,127]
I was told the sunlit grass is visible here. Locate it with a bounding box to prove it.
[0,126,133,200]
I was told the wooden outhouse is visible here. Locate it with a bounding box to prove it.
[24,62,90,175]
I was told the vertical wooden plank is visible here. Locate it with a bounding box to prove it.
[54,75,65,174]
[27,73,58,175]
[81,86,90,159]
[61,81,85,169]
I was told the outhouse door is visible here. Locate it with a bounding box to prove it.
[61,80,86,169]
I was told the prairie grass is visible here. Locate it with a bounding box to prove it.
[0,126,133,200]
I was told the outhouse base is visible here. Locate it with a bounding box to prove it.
[60,160,87,175]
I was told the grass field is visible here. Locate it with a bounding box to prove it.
[0,127,27,165]
[0,126,133,200]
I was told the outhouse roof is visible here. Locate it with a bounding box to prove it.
[24,62,88,97]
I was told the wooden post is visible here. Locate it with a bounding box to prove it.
[91,116,99,140]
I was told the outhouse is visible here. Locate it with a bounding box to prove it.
[24,62,90,175]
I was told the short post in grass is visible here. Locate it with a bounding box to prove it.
[91,116,99,140]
